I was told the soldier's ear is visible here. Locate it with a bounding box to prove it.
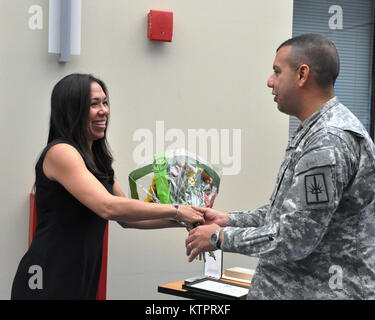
[297,64,310,87]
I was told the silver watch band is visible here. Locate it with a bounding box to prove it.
[210,227,222,250]
[173,203,180,221]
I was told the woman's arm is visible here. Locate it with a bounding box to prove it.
[119,219,181,229]
[43,143,204,224]
[112,181,182,229]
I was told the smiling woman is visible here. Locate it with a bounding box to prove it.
[88,82,109,146]
[10,73,204,300]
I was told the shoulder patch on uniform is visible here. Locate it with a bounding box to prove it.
[305,173,329,204]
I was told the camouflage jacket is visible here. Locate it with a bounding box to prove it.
[221,97,375,299]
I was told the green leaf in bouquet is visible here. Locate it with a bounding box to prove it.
[153,153,171,204]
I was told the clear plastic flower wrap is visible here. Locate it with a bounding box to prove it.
[128,149,222,261]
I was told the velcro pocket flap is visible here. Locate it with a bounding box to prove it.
[295,147,336,175]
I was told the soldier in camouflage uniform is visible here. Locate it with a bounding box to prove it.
[186,34,375,299]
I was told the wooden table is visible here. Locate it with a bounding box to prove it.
[158,277,251,300]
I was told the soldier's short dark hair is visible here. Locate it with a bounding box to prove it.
[277,34,340,89]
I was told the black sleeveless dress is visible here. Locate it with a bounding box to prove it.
[11,140,113,300]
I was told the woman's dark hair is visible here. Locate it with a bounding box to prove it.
[47,73,114,184]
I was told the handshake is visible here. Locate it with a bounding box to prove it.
[176,195,228,263]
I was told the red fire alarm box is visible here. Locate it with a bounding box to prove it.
[148,10,173,42]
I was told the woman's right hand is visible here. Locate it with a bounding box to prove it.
[177,205,205,225]
[192,206,228,227]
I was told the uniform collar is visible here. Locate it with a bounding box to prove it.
[287,96,339,149]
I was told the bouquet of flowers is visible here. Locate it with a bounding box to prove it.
[128,149,222,261]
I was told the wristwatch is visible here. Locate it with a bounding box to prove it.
[173,203,180,221]
[210,227,222,250]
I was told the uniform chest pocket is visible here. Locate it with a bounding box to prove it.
[269,154,294,205]
[295,147,336,209]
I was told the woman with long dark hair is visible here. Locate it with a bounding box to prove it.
[11,73,204,299]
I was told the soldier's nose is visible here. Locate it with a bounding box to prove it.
[267,76,274,88]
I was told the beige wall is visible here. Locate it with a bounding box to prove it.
[0,0,292,299]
